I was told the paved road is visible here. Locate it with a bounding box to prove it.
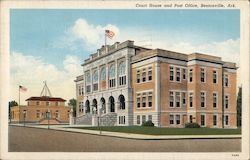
[9,126,241,152]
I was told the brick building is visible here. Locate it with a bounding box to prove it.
[74,40,237,128]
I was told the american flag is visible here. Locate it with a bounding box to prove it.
[19,85,27,92]
[105,30,115,39]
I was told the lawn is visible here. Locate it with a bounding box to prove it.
[70,126,241,135]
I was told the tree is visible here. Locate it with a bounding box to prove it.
[68,98,76,117]
[236,86,242,127]
[9,100,18,122]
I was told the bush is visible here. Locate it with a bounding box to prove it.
[141,120,155,127]
[185,123,200,128]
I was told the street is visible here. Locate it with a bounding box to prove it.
[9,126,241,152]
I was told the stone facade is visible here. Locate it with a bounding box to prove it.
[75,40,237,128]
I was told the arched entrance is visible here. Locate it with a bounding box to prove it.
[118,95,125,110]
[85,100,90,113]
[109,96,115,112]
[92,99,98,114]
[100,97,106,114]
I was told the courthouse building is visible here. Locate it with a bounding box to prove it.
[74,40,237,128]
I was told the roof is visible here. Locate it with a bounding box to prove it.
[26,96,66,102]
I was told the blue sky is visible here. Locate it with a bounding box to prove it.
[10,9,240,103]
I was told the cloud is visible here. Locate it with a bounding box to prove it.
[10,52,82,104]
[54,18,120,52]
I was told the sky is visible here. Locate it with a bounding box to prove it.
[10,9,240,104]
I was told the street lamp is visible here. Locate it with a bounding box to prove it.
[47,110,50,129]
[23,110,26,127]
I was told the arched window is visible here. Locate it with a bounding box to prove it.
[100,97,106,114]
[85,72,91,93]
[85,100,90,113]
[109,64,116,88]
[119,95,125,110]
[100,67,106,81]
[109,96,115,112]
[92,70,98,91]
[92,99,98,114]
[86,72,91,84]
[118,61,126,86]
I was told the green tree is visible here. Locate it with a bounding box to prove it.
[9,100,18,121]
[68,98,76,117]
[236,87,242,127]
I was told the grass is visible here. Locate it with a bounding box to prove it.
[70,126,241,135]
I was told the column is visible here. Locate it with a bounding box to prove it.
[155,60,161,127]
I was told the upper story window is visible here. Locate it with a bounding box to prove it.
[213,92,217,108]
[200,68,205,82]
[142,69,146,82]
[182,92,186,105]
[213,70,217,83]
[118,61,126,86]
[55,102,59,106]
[170,91,174,107]
[189,92,193,107]
[86,72,91,93]
[224,74,229,87]
[148,67,152,81]
[176,92,180,107]
[201,92,205,107]
[225,95,229,109]
[142,93,146,107]
[170,66,174,81]
[93,70,98,91]
[136,70,140,83]
[148,92,152,107]
[176,68,181,82]
[183,68,186,80]
[36,101,40,105]
[189,69,193,82]
[137,94,141,108]
[46,101,50,106]
[100,67,106,81]
[109,64,116,88]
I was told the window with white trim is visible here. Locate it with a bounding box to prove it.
[170,91,174,107]
[213,70,217,83]
[137,70,140,83]
[189,69,193,82]
[119,116,126,124]
[137,115,140,124]
[182,92,186,105]
[100,67,106,81]
[142,69,146,82]
[148,115,152,121]
[137,94,141,108]
[201,115,205,126]
[142,115,146,123]
[148,92,152,107]
[224,74,229,87]
[118,61,126,86]
[142,93,146,108]
[148,66,152,81]
[176,92,180,107]
[189,92,193,107]
[213,93,217,108]
[200,68,205,82]
[93,70,98,91]
[170,66,174,81]
[176,115,180,125]
[201,92,205,108]
[170,115,174,125]
[109,64,116,88]
[183,68,186,80]
[225,95,229,109]
[176,67,181,82]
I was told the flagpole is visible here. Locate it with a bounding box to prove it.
[18,85,20,124]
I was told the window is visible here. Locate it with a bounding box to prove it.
[148,67,152,81]
[148,92,152,107]
[189,93,193,107]
[213,93,217,108]
[224,74,229,87]
[142,115,146,123]
[213,115,217,126]
[137,94,141,108]
[189,69,193,82]
[170,66,174,81]
[86,85,91,93]
[36,110,40,118]
[109,64,116,88]
[142,69,146,82]
[176,68,181,82]
[118,61,126,86]
[36,101,40,105]
[137,115,140,124]
[213,70,217,83]
[119,116,126,124]
[46,101,50,106]
[183,68,186,80]
[170,115,174,124]
[176,115,180,125]
[200,68,205,82]
[55,110,59,118]
[93,70,98,91]
[148,115,152,121]
[137,70,140,83]
[55,102,59,106]
[225,115,229,126]
[189,115,193,123]
[201,115,205,126]
[86,72,91,93]
[170,91,174,107]
[225,95,229,109]
[176,92,180,107]
[201,92,205,108]
[100,67,106,81]
[142,95,146,107]
[182,92,186,105]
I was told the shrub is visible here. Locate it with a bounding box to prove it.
[142,120,154,127]
[185,122,200,128]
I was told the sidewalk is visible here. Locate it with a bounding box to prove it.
[10,124,242,140]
